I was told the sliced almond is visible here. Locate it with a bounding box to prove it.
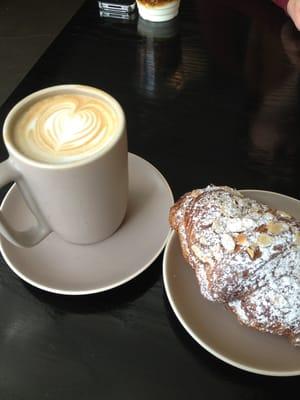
[227,218,242,233]
[241,218,255,230]
[277,210,292,219]
[246,246,262,260]
[221,234,235,253]
[246,246,255,259]
[235,233,249,246]
[257,233,273,247]
[267,222,288,235]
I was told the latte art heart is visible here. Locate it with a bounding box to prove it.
[12,94,118,164]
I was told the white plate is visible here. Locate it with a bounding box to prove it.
[163,190,300,376]
[0,153,173,295]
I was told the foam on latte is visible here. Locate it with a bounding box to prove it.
[11,93,118,164]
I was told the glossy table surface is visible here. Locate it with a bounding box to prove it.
[0,0,300,398]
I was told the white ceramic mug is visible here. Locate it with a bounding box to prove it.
[0,85,128,247]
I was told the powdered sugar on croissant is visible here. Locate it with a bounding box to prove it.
[169,185,300,342]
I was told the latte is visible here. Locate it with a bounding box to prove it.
[11,92,119,164]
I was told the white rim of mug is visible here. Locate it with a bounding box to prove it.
[3,84,126,170]
[163,189,300,377]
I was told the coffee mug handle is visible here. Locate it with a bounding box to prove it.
[0,159,51,247]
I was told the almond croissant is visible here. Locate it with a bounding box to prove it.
[169,185,300,344]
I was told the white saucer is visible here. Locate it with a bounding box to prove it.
[163,190,300,376]
[0,153,173,295]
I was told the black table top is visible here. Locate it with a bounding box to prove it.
[0,0,300,398]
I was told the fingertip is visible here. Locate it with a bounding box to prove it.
[295,3,300,29]
[288,0,300,30]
